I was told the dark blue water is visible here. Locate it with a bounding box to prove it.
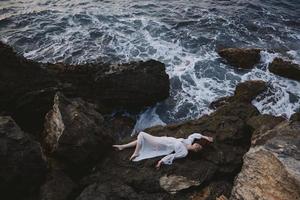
[1,0,300,130]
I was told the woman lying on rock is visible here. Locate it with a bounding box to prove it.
[113,132,214,169]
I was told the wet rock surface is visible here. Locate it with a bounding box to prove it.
[75,80,266,200]
[1,40,299,200]
[230,115,300,200]
[0,116,47,199]
[210,80,267,109]
[269,57,300,81]
[0,41,169,135]
[159,175,200,194]
[218,48,261,69]
[42,92,114,174]
[47,59,170,112]
[39,170,76,200]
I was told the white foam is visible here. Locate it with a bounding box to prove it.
[241,51,300,118]
[132,106,166,135]
[1,0,300,130]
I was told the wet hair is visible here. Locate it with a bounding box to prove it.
[192,136,211,149]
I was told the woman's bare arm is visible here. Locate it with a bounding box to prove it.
[202,135,214,142]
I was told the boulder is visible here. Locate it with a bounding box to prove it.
[190,182,232,200]
[0,42,59,135]
[0,41,170,134]
[103,114,136,140]
[218,48,261,69]
[290,112,300,122]
[159,175,200,194]
[269,57,300,81]
[39,170,76,200]
[75,80,266,200]
[47,59,170,112]
[76,180,162,200]
[246,114,285,146]
[0,116,47,199]
[210,80,267,109]
[42,92,114,174]
[230,118,300,200]
[233,80,267,102]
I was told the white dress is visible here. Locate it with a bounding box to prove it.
[133,131,203,165]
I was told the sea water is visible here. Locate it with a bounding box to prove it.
[0,0,299,132]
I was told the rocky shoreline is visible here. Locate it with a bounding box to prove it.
[0,42,299,200]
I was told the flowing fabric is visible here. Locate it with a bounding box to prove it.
[133,132,203,165]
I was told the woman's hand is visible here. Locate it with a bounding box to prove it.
[156,160,162,170]
[204,136,214,142]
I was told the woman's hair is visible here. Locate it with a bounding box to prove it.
[193,137,210,148]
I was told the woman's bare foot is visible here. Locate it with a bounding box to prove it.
[129,153,139,161]
[112,145,125,151]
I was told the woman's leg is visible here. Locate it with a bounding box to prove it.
[129,133,144,160]
[113,140,137,150]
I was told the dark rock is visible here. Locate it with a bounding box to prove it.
[210,80,267,109]
[218,48,261,69]
[103,115,136,141]
[246,114,285,146]
[42,92,114,174]
[39,170,76,200]
[233,80,267,102]
[12,88,59,138]
[0,116,47,199]
[47,59,170,112]
[0,42,59,135]
[0,41,169,135]
[209,96,231,109]
[290,112,300,122]
[190,181,232,200]
[75,80,266,199]
[269,57,300,81]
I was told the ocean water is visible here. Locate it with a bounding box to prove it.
[0,0,300,131]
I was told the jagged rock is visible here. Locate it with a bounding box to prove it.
[0,42,59,134]
[75,80,266,200]
[47,59,170,112]
[76,181,150,200]
[42,92,114,173]
[0,116,47,199]
[269,57,300,81]
[103,115,136,140]
[233,80,267,102]
[190,182,231,200]
[230,118,300,200]
[210,80,267,109]
[0,41,170,134]
[246,114,285,146]
[290,112,300,122]
[209,96,231,109]
[39,170,76,200]
[218,48,261,69]
[159,175,200,194]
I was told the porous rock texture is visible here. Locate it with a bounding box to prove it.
[218,48,261,69]
[74,80,267,200]
[0,41,169,135]
[269,57,300,81]
[230,113,300,200]
[42,92,114,174]
[210,80,267,109]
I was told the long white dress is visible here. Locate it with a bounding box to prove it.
[132,131,203,165]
